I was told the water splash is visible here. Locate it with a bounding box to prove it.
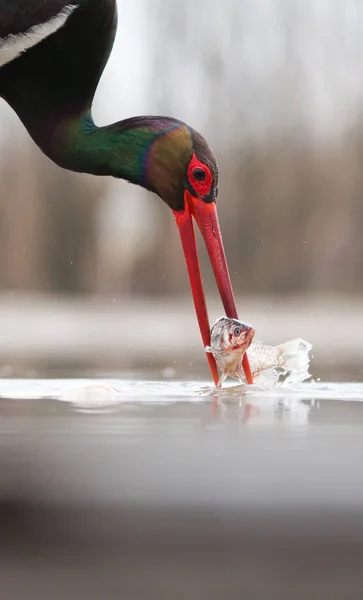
[250,337,312,388]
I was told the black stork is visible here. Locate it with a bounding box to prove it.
[0,0,253,386]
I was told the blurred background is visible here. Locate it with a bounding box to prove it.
[0,0,362,379]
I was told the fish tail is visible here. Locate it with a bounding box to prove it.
[277,338,312,374]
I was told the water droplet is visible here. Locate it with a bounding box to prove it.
[162,367,175,378]
[0,365,13,377]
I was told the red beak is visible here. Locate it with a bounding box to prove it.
[173,191,253,386]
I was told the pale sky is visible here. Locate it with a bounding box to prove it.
[2,0,363,142]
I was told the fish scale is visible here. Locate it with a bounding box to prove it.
[246,341,285,375]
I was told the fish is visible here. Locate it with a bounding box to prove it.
[205,317,255,388]
[206,316,311,388]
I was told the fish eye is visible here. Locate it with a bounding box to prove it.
[234,326,241,336]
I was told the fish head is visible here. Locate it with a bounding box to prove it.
[211,317,255,353]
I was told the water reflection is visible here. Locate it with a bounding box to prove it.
[207,395,312,432]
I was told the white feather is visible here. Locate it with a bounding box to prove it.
[0,4,77,68]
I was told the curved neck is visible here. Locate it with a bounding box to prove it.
[7,102,190,206]
[43,112,158,188]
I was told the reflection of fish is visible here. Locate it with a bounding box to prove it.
[205,317,255,388]
[206,317,311,388]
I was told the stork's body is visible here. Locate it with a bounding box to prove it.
[0,0,252,385]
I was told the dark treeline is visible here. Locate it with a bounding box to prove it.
[1,128,362,296]
[0,141,104,293]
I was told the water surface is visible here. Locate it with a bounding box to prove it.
[0,375,363,598]
[0,376,362,507]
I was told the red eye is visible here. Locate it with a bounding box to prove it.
[187,153,213,197]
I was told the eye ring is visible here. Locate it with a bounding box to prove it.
[234,327,241,336]
[192,168,206,181]
[187,153,213,197]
